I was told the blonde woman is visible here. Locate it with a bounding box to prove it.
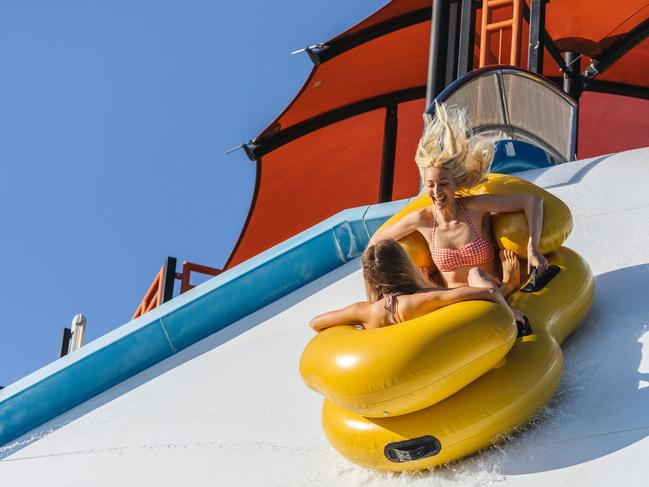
[310,239,515,332]
[370,102,548,295]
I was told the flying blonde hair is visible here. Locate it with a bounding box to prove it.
[415,102,494,189]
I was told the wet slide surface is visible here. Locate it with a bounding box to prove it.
[2,148,649,486]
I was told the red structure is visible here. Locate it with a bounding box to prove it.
[132,1,649,317]
[226,0,649,268]
[132,258,222,319]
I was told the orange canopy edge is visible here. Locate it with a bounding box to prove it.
[226,0,649,268]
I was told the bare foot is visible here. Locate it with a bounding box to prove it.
[500,249,521,290]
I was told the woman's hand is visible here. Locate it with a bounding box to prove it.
[527,245,548,274]
[309,302,369,332]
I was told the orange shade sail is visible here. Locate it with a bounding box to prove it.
[227,0,649,267]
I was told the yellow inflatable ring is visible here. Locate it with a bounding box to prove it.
[300,174,573,418]
[322,246,594,471]
[300,300,515,417]
[300,174,593,471]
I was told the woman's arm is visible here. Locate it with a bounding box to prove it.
[467,194,547,272]
[406,286,508,317]
[309,302,372,332]
[368,209,426,246]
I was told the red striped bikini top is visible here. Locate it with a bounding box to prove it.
[384,292,403,325]
[431,200,495,272]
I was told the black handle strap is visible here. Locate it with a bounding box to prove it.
[520,265,561,293]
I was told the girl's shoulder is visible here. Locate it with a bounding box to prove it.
[363,299,390,329]
[414,205,435,224]
[457,194,481,207]
[458,195,492,218]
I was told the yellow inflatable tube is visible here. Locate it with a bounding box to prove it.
[300,174,573,418]
[300,173,593,470]
[322,246,594,471]
[301,300,515,417]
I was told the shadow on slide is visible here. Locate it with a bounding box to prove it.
[520,154,610,190]
[541,154,610,189]
[491,263,649,475]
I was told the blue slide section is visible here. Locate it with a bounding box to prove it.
[491,140,556,174]
[0,197,413,447]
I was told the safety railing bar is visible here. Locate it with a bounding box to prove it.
[178,261,222,294]
[488,0,513,7]
[132,258,222,317]
[486,19,513,31]
[132,266,164,319]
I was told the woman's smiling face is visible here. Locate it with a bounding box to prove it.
[424,167,457,209]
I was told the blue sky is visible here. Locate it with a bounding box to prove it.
[0,0,387,387]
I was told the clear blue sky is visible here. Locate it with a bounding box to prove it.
[0,0,387,387]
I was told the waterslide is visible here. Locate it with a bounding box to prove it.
[1,147,649,486]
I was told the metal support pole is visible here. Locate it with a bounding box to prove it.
[563,52,582,100]
[69,314,87,353]
[60,327,72,358]
[522,2,567,73]
[589,18,649,76]
[161,256,177,303]
[527,0,546,73]
[563,51,581,159]
[379,105,398,203]
[457,0,476,77]
[445,0,461,85]
[426,0,451,108]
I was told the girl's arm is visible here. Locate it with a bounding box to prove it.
[369,209,426,246]
[467,194,547,273]
[309,302,372,332]
[407,286,510,317]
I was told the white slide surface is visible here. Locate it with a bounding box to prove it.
[2,148,649,486]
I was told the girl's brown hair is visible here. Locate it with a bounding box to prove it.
[362,239,431,302]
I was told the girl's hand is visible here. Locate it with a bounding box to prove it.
[527,246,548,274]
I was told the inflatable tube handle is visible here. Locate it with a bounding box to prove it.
[384,436,441,463]
[520,265,561,293]
[516,315,533,337]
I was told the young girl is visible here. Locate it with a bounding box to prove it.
[310,239,517,332]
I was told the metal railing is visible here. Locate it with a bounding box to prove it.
[132,257,222,319]
[176,261,223,294]
[52,258,222,361]
[132,257,177,319]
